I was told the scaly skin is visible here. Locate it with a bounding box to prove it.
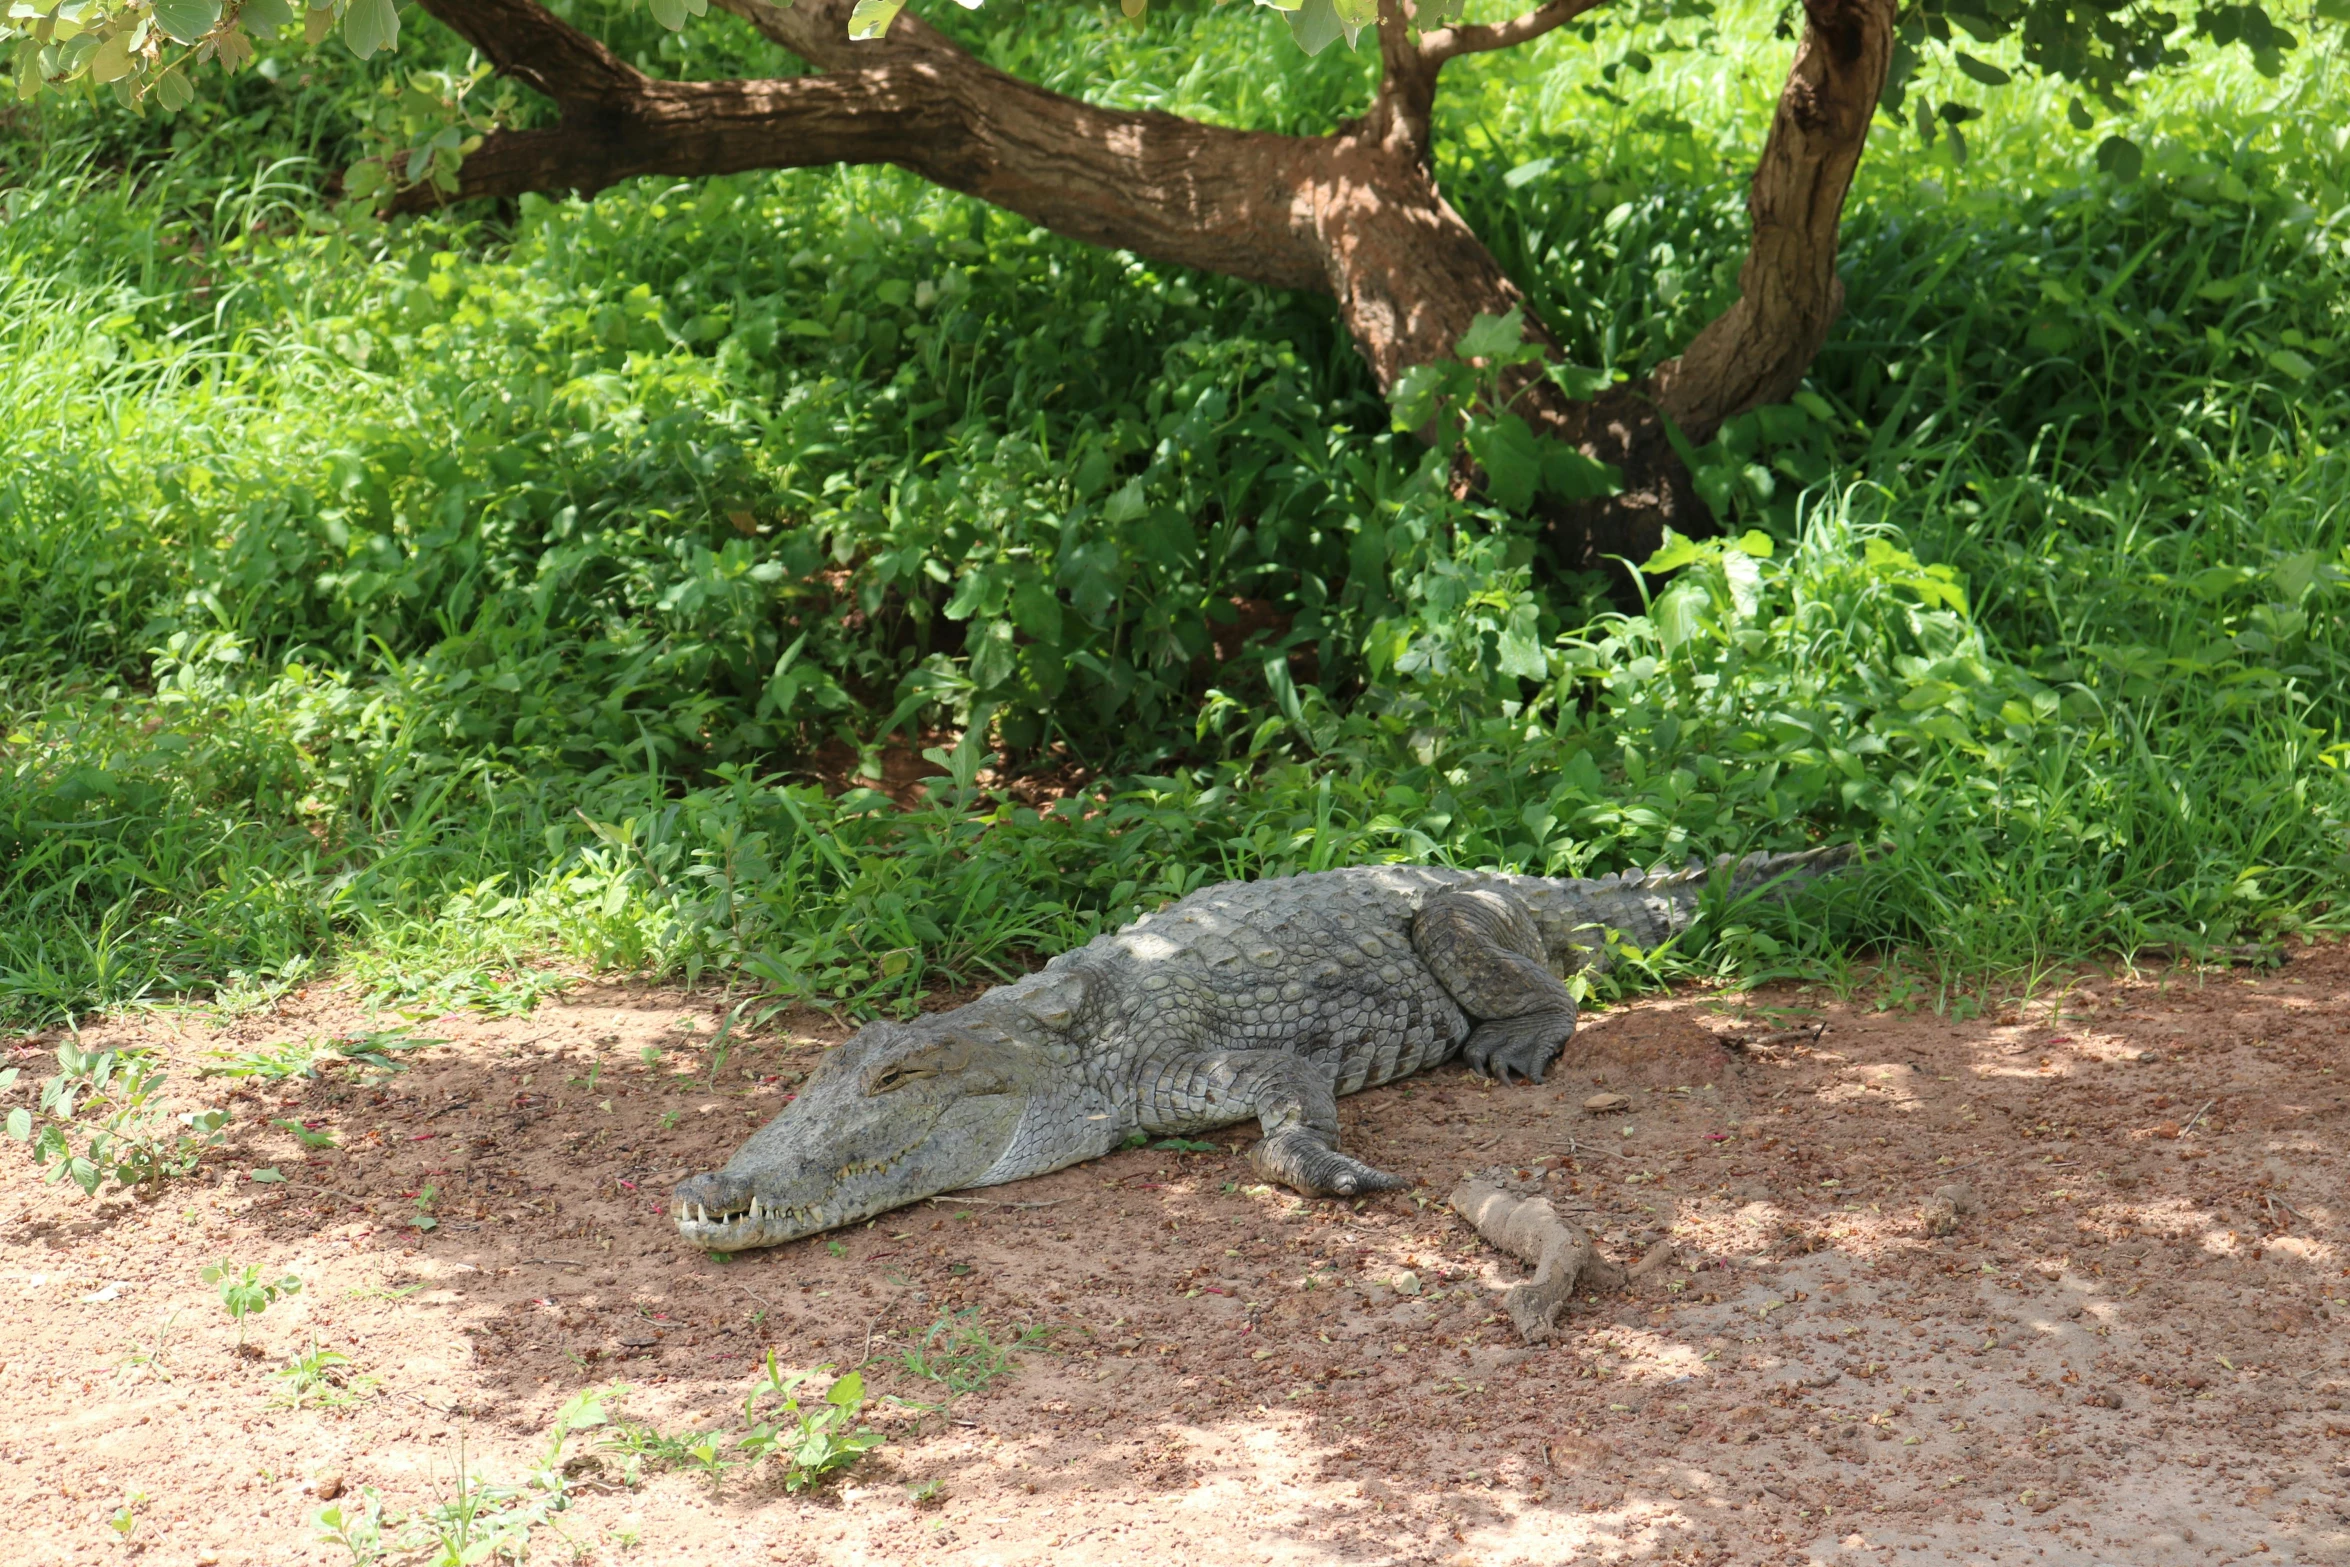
[673,847,1847,1251]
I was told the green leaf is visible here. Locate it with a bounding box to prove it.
[153,0,222,43]
[1496,618,1548,681]
[1282,0,1351,55]
[241,0,294,29]
[89,30,137,83]
[2267,347,2316,381]
[153,69,196,110]
[1540,442,1619,501]
[2095,135,2143,181]
[1953,50,2011,85]
[943,569,992,621]
[341,0,400,58]
[4,1107,29,1142]
[250,1167,285,1183]
[1502,157,1554,189]
[1456,309,1526,363]
[2066,96,2094,130]
[1466,413,1542,512]
[847,0,905,38]
[1641,530,1708,575]
[649,0,690,27]
[1387,362,1453,431]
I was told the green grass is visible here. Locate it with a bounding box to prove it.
[1,0,2346,1025]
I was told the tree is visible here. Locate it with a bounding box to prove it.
[6,0,2325,568]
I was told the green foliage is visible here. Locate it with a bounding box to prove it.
[897,1308,1051,1400]
[601,1362,881,1494]
[2,1044,229,1194]
[737,1354,887,1491]
[201,1030,440,1081]
[2,0,2349,1026]
[200,1258,301,1345]
[271,1335,378,1408]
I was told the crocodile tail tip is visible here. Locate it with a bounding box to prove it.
[1727,841,1861,896]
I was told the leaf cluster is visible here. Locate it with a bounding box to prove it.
[2,1043,229,1195]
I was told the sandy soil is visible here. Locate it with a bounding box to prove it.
[4,942,2347,1567]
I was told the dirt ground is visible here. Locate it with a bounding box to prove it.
[5,941,2347,1567]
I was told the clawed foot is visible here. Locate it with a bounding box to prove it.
[1463,1010,1575,1085]
[1250,1126,1409,1198]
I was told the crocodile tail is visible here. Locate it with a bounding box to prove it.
[1601,842,1857,909]
[1722,842,1857,899]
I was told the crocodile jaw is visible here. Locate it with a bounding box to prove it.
[670,1022,1043,1252]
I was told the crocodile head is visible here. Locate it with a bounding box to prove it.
[671,1016,1052,1252]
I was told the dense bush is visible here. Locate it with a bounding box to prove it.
[3,0,2346,1022]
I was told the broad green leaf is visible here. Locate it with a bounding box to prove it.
[153,0,220,43]
[847,0,904,38]
[153,68,195,109]
[341,0,399,58]
[1953,51,2010,85]
[2267,347,2315,381]
[1497,619,1547,681]
[4,1107,28,1142]
[649,0,690,29]
[1467,413,1542,511]
[1540,442,1619,501]
[242,0,293,30]
[943,569,992,621]
[2095,135,2143,181]
[250,1166,285,1182]
[1282,0,1349,55]
[1456,308,1526,363]
[1502,157,1554,189]
[1387,361,1451,431]
[1641,529,1707,575]
[89,30,137,83]
[1103,477,1148,524]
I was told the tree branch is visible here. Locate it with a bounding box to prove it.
[1646,0,1895,442]
[1419,0,1610,66]
[401,0,1331,293]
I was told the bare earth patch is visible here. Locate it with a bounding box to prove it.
[5,944,2348,1566]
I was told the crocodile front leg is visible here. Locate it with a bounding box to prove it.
[1413,886,1580,1084]
[1141,1050,1408,1197]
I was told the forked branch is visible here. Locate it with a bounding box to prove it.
[1418,0,1611,65]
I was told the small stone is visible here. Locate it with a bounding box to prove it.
[1585,1093,1631,1114]
[1392,1271,1421,1296]
[309,1471,344,1500]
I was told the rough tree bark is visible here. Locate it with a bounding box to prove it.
[401,0,1893,572]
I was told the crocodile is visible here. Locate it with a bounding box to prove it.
[673,846,1848,1251]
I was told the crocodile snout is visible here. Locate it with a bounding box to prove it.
[672,1170,752,1227]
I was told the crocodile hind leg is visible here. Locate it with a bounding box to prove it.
[1142,1049,1408,1197]
[1413,886,1579,1084]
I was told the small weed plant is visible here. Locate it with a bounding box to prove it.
[315,1489,387,1566]
[272,1337,378,1409]
[899,1309,1052,1402]
[316,1392,625,1567]
[201,1032,441,1082]
[201,1259,301,1348]
[738,1354,886,1492]
[2,1045,229,1196]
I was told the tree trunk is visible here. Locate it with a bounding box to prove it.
[404,0,1893,576]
